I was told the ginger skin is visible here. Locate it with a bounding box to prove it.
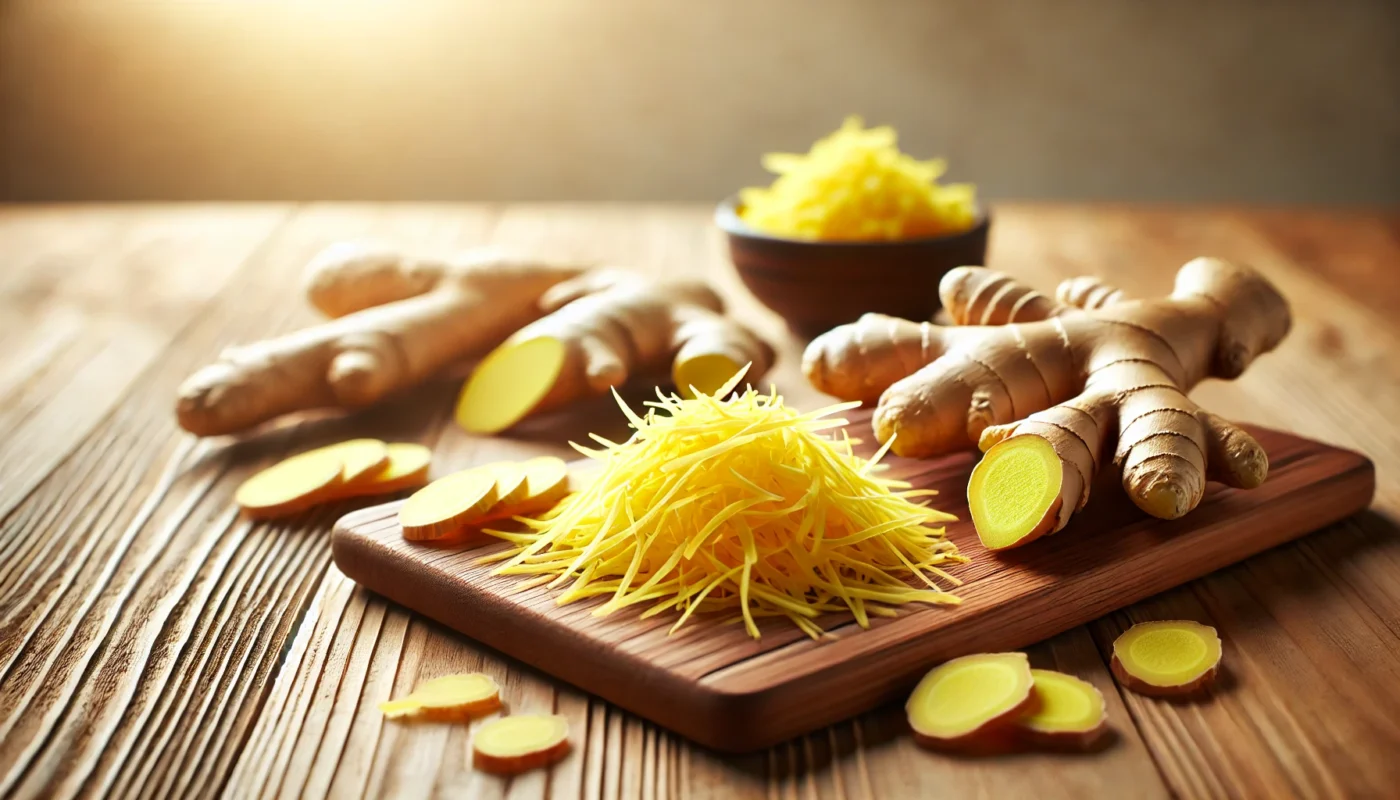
[804,258,1291,546]
[457,270,774,433]
[176,243,586,436]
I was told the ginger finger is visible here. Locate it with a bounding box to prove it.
[176,245,586,436]
[472,715,571,774]
[905,652,1035,749]
[399,468,498,541]
[339,442,432,498]
[1013,669,1109,749]
[380,673,503,721]
[1111,620,1222,696]
[456,273,772,434]
[235,449,345,520]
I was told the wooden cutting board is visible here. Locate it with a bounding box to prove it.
[332,421,1373,753]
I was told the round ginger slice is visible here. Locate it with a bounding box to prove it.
[235,449,346,520]
[457,337,568,434]
[518,456,569,510]
[399,468,498,541]
[484,461,529,509]
[472,714,571,774]
[1014,669,1108,748]
[1111,620,1223,696]
[342,442,432,497]
[310,438,389,486]
[380,673,502,722]
[906,652,1035,748]
[968,435,1064,551]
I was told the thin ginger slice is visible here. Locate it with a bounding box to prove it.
[235,449,345,520]
[906,652,1034,749]
[1014,669,1108,748]
[1111,620,1222,696]
[472,714,571,774]
[484,461,529,508]
[517,456,570,510]
[380,673,502,721]
[399,468,498,541]
[340,442,432,497]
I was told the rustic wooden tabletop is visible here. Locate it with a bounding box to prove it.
[1,204,1397,799]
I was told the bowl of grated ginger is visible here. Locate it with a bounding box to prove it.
[718,116,989,338]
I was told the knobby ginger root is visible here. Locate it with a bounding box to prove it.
[456,270,774,434]
[177,243,586,436]
[804,258,1290,549]
[399,468,498,541]
[906,652,1035,749]
[1013,669,1108,748]
[472,714,571,774]
[488,369,963,639]
[1111,620,1222,696]
[235,449,346,520]
[380,673,503,721]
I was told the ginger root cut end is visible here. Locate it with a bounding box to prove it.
[968,435,1065,550]
[457,337,568,434]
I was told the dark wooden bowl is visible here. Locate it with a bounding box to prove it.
[715,195,991,338]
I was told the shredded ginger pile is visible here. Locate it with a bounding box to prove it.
[739,115,978,242]
[485,370,965,639]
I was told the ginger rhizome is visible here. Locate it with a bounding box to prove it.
[457,270,774,434]
[905,652,1035,749]
[234,438,431,519]
[1013,669,1108,748]
[472,715,571,774]
[1111,620,1222,696]
[804,258,1291,550]
[380,673,503,721]
[178,243,587,436]
[485,370,964,639]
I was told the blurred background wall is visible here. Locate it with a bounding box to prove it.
[2,0,1397,204]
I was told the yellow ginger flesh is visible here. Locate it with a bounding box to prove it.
[739,115,977,241]
[485,370,965,639]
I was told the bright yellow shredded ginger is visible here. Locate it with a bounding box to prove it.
[739,115,978,241]
[484,369,965,639]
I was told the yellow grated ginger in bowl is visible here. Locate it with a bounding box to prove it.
[739,115,977,241]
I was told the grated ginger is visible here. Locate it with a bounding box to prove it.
[739,115,978,242]
[485,368,965,639]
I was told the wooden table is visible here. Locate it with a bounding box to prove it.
[2,204,1398,799]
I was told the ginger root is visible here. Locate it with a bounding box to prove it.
[1013,669,1108,749]
[380,673,503,721]
[456,270,774,434]
[177,243,586,436]
[906,652,1035,749]
[804,258,1291,549]
[1111,620,1222,696]
[472,714,571,774]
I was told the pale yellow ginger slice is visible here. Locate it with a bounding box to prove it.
[1111,620,1222,696]
[399,468,498,542]
[1013,669,1108,748]
[906,652,1034,749]
[235,449,345,520]
[380,673,502,722]
[472,714,571,774]
[340,442,432,497]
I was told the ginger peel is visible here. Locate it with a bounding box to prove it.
[456,270,774,434]
[804,258,1290,549]
[1111,620,1222,696]
[177,243,587,436]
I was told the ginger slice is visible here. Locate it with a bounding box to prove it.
[1014,669,1108,748]
[906,652,1034,748]
[457,338,568,435]
[967,435,1065,550]
[484,461,529,508]
[310,438,389,490]
[516,456,570,510]
[380,673,502,722]
[341,442,432,497]
[1111,620,1222,696]
[235,449,346,520]
[399,468,498,541]
[472,714,571,774]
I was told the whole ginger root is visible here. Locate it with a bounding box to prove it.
[177,243,588,436]
[803,258,1291,550]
